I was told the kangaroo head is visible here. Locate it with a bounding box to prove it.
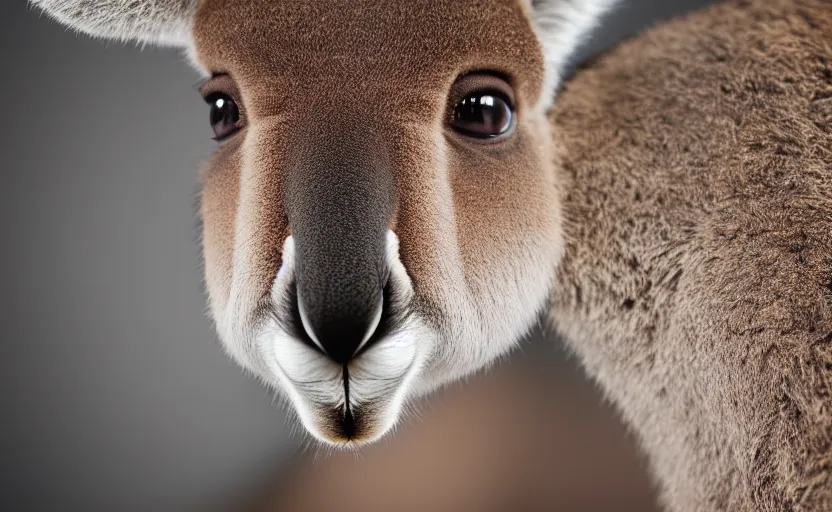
[34,0,615,446]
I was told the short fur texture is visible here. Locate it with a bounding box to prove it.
[29,0,617,81]
[551,0,832,509]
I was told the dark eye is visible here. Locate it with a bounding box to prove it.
[206,93,242,141]
[450,90,515,139]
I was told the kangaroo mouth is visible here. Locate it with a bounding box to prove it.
[339,365,358,440]
[324,365,361,443]
[263,327,421,446]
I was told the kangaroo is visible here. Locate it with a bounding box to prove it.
[32,0,831,510]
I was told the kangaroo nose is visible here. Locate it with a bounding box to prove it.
[297,286,384,363]
[284,128,395,364]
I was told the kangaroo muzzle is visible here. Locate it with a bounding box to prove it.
[284,129,397,364]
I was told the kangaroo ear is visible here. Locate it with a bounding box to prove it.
[528,0,619,98]
[30,0,197,46]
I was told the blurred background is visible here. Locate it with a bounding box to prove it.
[1,1,714,510]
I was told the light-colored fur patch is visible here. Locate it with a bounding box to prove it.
[528,0,620,109]
[30,0,197,46]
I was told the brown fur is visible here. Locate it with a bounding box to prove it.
[30,0,832,507]
[551,0,832,509]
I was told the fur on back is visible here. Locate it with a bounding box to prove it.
[551,0,832,509]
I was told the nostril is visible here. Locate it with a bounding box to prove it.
[354,293,383,357]
[296,291,327,354]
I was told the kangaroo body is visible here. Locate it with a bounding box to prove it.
[554,1,832,508]
[32,0,832,509]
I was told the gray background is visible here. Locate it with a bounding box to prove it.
[1,1,712,510]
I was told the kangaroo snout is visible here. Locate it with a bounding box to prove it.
[268,232,426,445]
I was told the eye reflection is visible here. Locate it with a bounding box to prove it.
[451,90,514,139]
[205,92,241,141]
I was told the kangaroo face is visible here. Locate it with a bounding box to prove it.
[34,0,615,445]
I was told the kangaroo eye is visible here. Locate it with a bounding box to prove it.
[450,90,515,139]
[206,93,242,141]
